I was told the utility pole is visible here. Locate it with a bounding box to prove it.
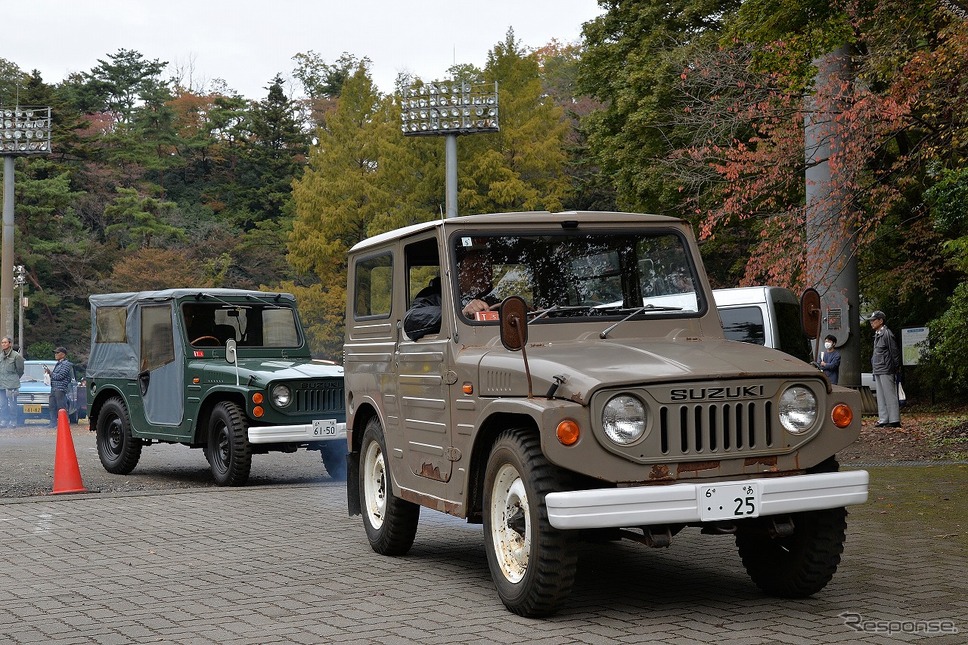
[14,264,26,354]
[803,48,862,389]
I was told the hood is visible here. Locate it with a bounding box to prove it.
[475,335,812,402]
[201,357,343,384]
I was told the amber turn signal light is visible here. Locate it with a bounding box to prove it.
[556,419,580,446]
[252,406,264,418]
[831,404,853,428]
[252,392,264,404]
[462,382,473,395]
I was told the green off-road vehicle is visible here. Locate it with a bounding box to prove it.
[87,289,346,485]
[343,211,869,616]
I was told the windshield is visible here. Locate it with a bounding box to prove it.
[21,363,51,383]
[181,303,301,347]
[451,229,704,320]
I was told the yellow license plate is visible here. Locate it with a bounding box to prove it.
[23,404,42,413]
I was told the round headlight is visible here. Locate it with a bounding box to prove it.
[779,386,817,434]
[271,384,292,408]
[602,395,646,445]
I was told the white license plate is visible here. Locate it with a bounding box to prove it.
[312,419,338,437]
[699,482,761,521]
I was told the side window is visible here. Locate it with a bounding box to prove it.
[95,306,127,343]
[141,305,175,372]
[355,253,393,318]
[719,306,766,345]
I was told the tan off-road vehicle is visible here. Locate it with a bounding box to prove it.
[343,211,869,616]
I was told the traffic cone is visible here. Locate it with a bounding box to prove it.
[52,408,87,495]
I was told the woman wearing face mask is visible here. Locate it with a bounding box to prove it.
[818,334,841,384]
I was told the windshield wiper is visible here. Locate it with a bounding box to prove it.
[599,304,682,339]
[244,293,287,308]
[528,304,596,321]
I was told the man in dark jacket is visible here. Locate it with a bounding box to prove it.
[45,346,74,426]
[869,311,901,427]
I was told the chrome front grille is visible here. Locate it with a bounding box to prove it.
[659,401,774,457]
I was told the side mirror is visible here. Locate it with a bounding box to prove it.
[800,288,822,340]
[499,296,529,351]
[225,338,237,365]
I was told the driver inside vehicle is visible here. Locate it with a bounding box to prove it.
[184,305,220,346]
[456,247,499,318]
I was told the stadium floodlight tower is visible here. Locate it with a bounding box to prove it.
[1,106,52,342]
[400,81,498,218]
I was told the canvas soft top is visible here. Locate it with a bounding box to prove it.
[87,289,298,380]
[89,288,296,308]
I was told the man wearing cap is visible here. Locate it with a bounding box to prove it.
[869,311,901,427]
[44,346,74,427]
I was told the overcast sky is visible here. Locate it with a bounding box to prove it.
[2,0,604,99]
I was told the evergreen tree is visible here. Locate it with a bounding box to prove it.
[232,75,308,228]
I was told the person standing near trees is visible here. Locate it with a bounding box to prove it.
[0,337,25,428]
[44,346,73,427]
[869,311,901,428]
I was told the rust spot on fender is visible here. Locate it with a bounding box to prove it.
[676,460,720,475]
[649,464,671,480]
[744,455,778,468]
[420,462,443,480]
[399,489,463,516]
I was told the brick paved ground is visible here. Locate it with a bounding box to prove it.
[0,466,964,644]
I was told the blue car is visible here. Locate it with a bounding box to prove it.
[16,360,81,425]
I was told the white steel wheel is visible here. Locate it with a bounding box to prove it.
[362,438,388,530]
[482,429,577,617]
[489,463,531,583]
[358,417,419,555]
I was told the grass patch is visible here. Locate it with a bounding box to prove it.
[848,464,968,548]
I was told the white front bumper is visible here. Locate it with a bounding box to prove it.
[247,422,347,444]
[545,470,869,530]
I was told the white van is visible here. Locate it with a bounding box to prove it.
[713,286,813,362]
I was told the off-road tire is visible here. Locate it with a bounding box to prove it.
[736,506,848,597]
[206,401,252,486]
[321,442,348,480]
[360,417,419,555]
[96,397,143,474]
[483,429,577,617]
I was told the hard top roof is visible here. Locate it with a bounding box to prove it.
[348,211,684,254]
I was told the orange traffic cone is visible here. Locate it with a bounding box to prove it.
[52,408,87,495]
